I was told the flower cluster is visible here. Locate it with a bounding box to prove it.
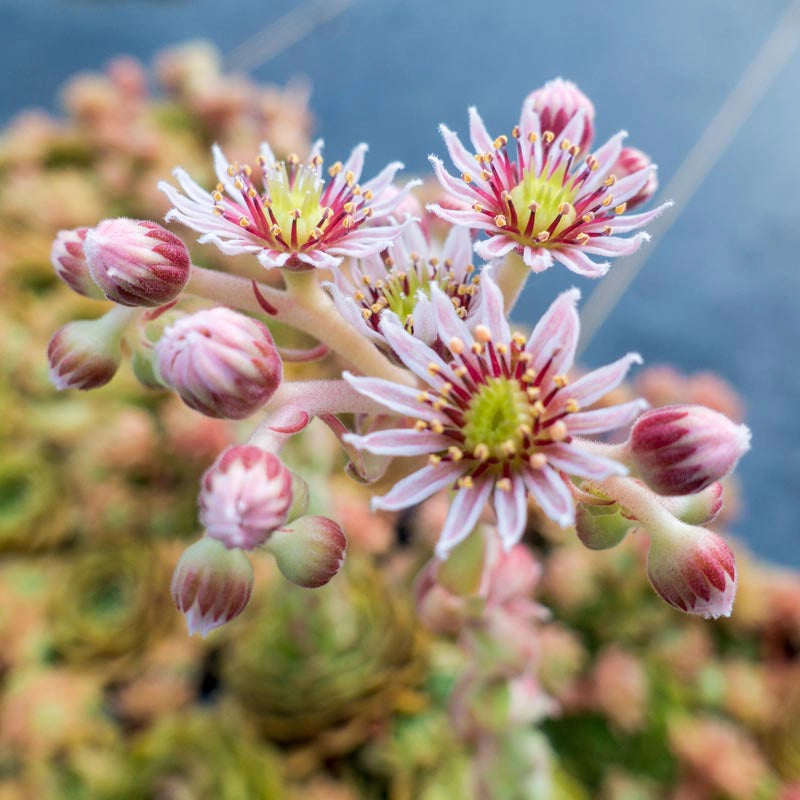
[45,75,749,637]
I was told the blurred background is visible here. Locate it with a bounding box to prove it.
[2,0,798,563]
[1,2,800,799]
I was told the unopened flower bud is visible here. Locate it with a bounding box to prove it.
[47,312,128,391]
[51,228,105,299]
[265,515,346,588]
[611,147,658,209]
[156,307,283,419]
[286,471,310,523]
[628,405,750,495]
[84,218,190,307]
[171,537,253,636]
[199,445,292,550]
[575,502,633,550]
[525,78,595,152]
[647,524,737,618]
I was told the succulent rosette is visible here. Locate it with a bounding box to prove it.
[345,272,646,555]
[428,87,671,276]
[159,140,417,270]
[326,218,481,345]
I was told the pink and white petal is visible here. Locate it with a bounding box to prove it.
[440,124,483,179]
[580,232,649,257]
[343,372,441,422]
[410,294,438,345]
[522,245,554,273]
[379,314,457,385]
[566,398,649,434]
[212,144,237,195]
[373,461,465,512]
[199,232,263,257]
[366,173,419,217]
[308,139,325,176]
[441,225,473,278]
[168,170,214,205]
[611,167,657,205]
[435,476,493,558]
[522,466,575,527]
[342,142,369,184]
[468,106,494,154]
[259,142,277,169]
[601,202,672,234]
[475,267,510,342]
[551,246,610,278]
[255,249,292,269]
[429,284,475,348]
[544,442,627,479]
[324,283,381,342]
[518,108,543,175]
[494,473,528,550]
[427,204,497,231]
[549,353,643,414]
[550,109,587,160]
[429,156,479,205]
[298,248,343,270]
[580,131,627,196]
[474,234,518,261]
[345,428,452,456]
[524,287,581,376]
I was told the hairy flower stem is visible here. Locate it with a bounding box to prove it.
[97,304,141,338]
[493,252,530,314]
[586,475,678,533]
[185,266,411,385]
[249,379,387,453]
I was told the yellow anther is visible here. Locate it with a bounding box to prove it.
[414,420,428,431]
[457,475,474,489]
[496,343,508,356]
[440,382,453,395]
[565,398,580,413]
[604,174,617,187]
[522,369,536,384]
[430,419,445,434]
[549,420,568,441]
[234,178,244,190]
[448,446,464,462]
[310,154,323,167]
[212,206,223,216]
[472,202,484,213]
[432,398,448,411]
[481,169,492,181]
[569,145,580,157]
[247,187,258,198]
[518,422,532,437]
[587,155,599,171]
[361,309,372,320]
[361,274,372,285]
[553,374,569,388]
[517,351,533,364]
[560,138,571,151]
[543,131,555,144]
[343,201,355,214]
[529,453,547,469]
[474,324,492,343]
[526,386,541,400]
[535,231,551,243]
[512,332,527,348]
[427,362,441,375]
[243,164,252,176]
[512,125,521,138]
[527,131,538,143]
[493,135,508,149]
[416,391,430,403]
[429,454,442,465]
[557,202,573,216]
[212,190,223,202]
[471,342,484,355]
[454,366,468,378]
[227,165,236,176]
[501,440,517,457]
[575,232,590,245]
[449,337,464,355]
[345,170,355,186]
[532,400,546,416]
[494,214,508,228]
[328,161,343,176]
[342,215,355,229]
[239,216,250,227]
[370,303,383,314]
[602,226,613,236]
[311,227,323,239]
[271,224,283,237]
[473,444,490,462]
[601,196,613,207]
[615,203,627,215]
[496,477,512,492]
[287,153,300,165]
[363,189,373,200]
[582,212,595,223]
[462,172,473,183]
[290,208,302,219]
[353,184,362,195]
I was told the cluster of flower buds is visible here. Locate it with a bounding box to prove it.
[46,75,751,636]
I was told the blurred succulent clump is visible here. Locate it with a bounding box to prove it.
[1,42,799,800]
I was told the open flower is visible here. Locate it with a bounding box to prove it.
[326,218,480,345]
[428,94,670,277]
[344,274,647,556]
[159,140,417,270]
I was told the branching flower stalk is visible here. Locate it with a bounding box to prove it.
[47,79,750,655]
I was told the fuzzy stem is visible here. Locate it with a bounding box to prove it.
[249,379,386,452]
[97,305,141,339]
[185,266,411,385]
[587,475,680,534]
[493,251,530,314]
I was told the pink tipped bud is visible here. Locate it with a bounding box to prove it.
[199,445,292,550]
[47,317,124,391]
[575,502,633,550]
[286,471,310,522]
[658,482,724,525]
[629,405,750,496]
[525,78,595,152]
[171,537,253,637]
[156,307,283,419]
[84,218,190,307]
[611,147,658,209]
[647,525,737,618]
[51,228,105,299]
[265,515,346,588]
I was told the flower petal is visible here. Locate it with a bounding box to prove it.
[524,287,581,377]
[494,473,528,550]
[435,476,493,558]
[343,372,441,422]
[522,466,575,527]
[474,234,518,261]
[544,442,627,479]
[566,398,648,435]
[549,353,643,415]
[551,247,609,278]
[345,428,452,456]
[373,461,465,512]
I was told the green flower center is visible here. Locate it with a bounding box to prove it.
[462,377,532,460]
[267,162,324,246]
[508,165,578,243]
[381,268,434,322]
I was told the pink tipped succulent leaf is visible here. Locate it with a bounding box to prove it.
[647,524,737,619]
[159,140,418,271]
[47,316,125,391]
[155,307,283,419]
[326,218,479,346]
[524,78,596,154]
[344,274,645,557]
[84,218,190,307]
[51,228,105,299]
[628,405,751,495]
[428,99,670,278]
[265,515,347,588]
[171,537,254,637]
[199,445,293,550]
